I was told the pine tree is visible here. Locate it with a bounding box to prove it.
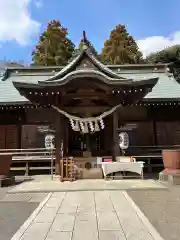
[32,20,75,66]
[100,24,143,64]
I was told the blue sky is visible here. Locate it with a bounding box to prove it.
[0,0,180,64]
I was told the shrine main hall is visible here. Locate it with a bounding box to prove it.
[0,39,180,175]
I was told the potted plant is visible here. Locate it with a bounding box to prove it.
[162,149,180,174]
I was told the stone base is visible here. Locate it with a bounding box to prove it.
[0,176,15,187]
[159,171,169,182]
[80,168,103,179]
[159,170,180,185]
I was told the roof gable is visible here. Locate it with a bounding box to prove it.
[44,49,127,82]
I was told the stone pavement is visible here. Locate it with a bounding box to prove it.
[12,191,164,240]
[8,176,166,193]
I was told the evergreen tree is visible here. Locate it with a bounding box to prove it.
[32,20,75,66]
[146,45,180,63]
[100,24,143,64]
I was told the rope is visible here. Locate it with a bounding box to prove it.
[52,104,121,121]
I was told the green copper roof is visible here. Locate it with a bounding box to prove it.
[0,72,49,104]
[0,64,180,105]
[116,70,180,99]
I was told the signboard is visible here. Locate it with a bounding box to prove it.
[119,124,137,131]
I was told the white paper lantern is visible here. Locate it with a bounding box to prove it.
[119,132,129,150]
[45,134,55,149]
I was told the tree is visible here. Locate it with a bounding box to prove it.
[32,20,75,66]
[146,45,180,63]
[100,24,143,64]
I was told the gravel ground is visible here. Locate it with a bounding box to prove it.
[127,186,180,240]
[0,202,38,240]
[0,187,47,240]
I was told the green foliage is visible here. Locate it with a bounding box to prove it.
[32,20,75,66]
[100,24,143,64]
[146,45,180,63]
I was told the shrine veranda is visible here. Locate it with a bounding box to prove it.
[1,45,180,175]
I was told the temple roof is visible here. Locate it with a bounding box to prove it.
[12,46,158,90]
[0,41,179,105]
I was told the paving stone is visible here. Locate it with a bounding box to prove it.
[20,222,51,240]
[97,211,122,231]
[110,191,154,240]
[58,192,79,213]
[94,191,114,212]
[28,193,48,202]
[46,231,72,240]
[44,193,65,209]
[11,190,164,240]
[99,230,126,240]
[72,220,98,240]
[51,192,66,198]
[51,213,75,231]
[76,211,96,222]
[34,206,58,223]
[77,192,95,214]
[9,179,166,193]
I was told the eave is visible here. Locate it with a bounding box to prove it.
[13,70,158,90]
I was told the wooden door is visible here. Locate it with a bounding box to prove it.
[5,125,19,149]
[0,126,6,149]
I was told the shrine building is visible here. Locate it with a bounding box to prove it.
[0,38,180,175]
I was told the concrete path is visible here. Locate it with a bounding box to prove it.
[8,177,166,193]
[11,191,164,240]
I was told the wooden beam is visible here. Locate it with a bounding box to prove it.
[112,110,119,161]
[55,113,64,175]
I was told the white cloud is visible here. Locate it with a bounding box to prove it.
[0,0,41,45]
[137,31,180,57]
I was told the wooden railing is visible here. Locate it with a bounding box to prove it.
[0,148,56,176]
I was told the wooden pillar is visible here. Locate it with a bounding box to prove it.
[152,120,157,146]
[112,110,119,161]
[55,113,64,175]
[63,118,69,157]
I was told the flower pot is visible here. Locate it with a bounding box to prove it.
[162,149,180,174]
[0,153,12,177]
